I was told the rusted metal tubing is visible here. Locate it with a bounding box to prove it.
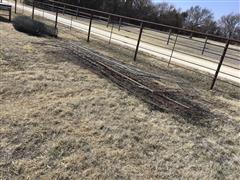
[210,40,230,89]
[118,17,122,31]
[76,8,79,19]
[107,15,110,28]
[167,29,172,45]
[67,42,190,110]
[55,9,58,29]
[87,14,93,42]
[32,1,35,19]
[70,15,73,30]
[0,4,12,21]
[189,33,193,39]
[14,0,17,13]
[134,22,144,61]
[168,34,178,67]
[109,22,114,44]
[202,36,208,55]
[9,6,11,21]
[37,0,239,43]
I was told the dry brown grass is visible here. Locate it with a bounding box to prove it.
[0,21,240,179]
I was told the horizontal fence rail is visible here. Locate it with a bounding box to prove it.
[6,0,240,89]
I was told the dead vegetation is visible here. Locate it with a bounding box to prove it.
[33,40,214,125]
[0,21,240,179]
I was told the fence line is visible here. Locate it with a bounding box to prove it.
[9,0,240,89]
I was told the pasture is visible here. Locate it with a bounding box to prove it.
[0,1,240,179]
[0,18,240,179]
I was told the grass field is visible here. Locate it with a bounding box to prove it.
[0,18,240,179]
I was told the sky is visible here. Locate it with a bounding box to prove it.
[152,0,240,19]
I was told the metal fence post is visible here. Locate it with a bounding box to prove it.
[118,17,122,31]
[167,29,172,45]
[32,0,35,20]
[87,14,93,42]
[70,15,73,30]
[210,39,230,89]
[9,7,11,21]
[63,4,66,15]
[134,22,144,61]
[76,8,79,19]
[202,36,208,55]
[107,15,110,28]
[14,0,17,13]
[55,9,58,29]
[189,33,193,39]
[109,22,114,44]
[168,34,178,67]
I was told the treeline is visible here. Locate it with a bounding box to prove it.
[27,0,240,40]
[54,0,187,28]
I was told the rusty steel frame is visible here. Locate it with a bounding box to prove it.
[168,34,179,67]
[65,41,190,110]
[54,8,58,29]
[25,0,240,43]
[202,36,208,55]
[31,0,35,19]
[14,0,16,13]
[14,0,240,89]
[167,29,172,45]
[87,14,93,42]
[118,17,122,31]
[109,20,114,44]
[0,3,12,21]
[210,40,230,89]
[134,22,144,61]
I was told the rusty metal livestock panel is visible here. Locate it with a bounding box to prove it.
[22,0,240,89]
[0,3,12,21]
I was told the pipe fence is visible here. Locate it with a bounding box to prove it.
[8,0,240,89]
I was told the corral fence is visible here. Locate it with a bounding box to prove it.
[5,0,240,89]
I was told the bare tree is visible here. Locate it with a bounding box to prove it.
[130,0,156,19]
[184,6,213,31]
[155,2,175,15]
[154,2,186,27]
[218,13,240,38]
[122,0,152,10]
